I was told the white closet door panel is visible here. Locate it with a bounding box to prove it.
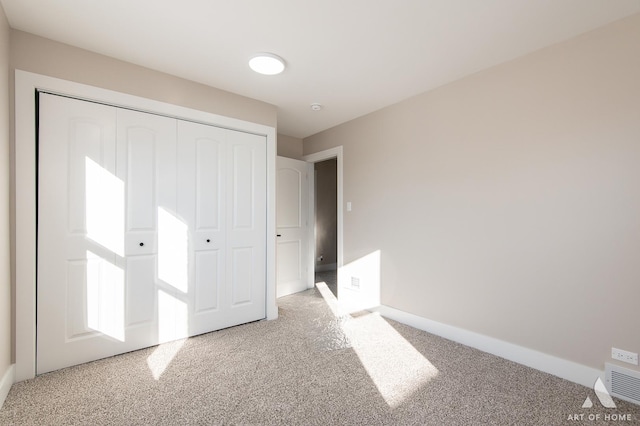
[66,259,94,340]
[177,120,227,335]
[68,120,117,235]
[157,207,189,293]
[177,121,226,250]
[116,109,178,353]
[226,132,266,321]
[85,157,125,257]
[228,135,266,237]
[117,109,176,257]
[231,144,255,230]
[38,96,173,374]
[157,289,188,343]
[125,255,157,327]
[194,250,222,312]
[116,108,178,354]
[86,250,125,342]
[196,139,223,231]
[231,247,254,305]
[126,130,156,230]
[38,94,121,374]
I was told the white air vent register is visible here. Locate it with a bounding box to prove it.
[606,363,640,405]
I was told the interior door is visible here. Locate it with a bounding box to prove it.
[276,156,310,297]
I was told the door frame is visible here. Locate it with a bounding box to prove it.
[14,70,278,381]
[303,147,344,293]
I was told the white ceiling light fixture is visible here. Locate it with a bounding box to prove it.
[310,103,323,111]
[249,53,286,75]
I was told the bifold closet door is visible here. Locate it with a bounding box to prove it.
[178,121,266,335]
[37,93,267,374]
[37,94,120,374]
[117,107,178,347]
[37,94,174,373]
[223,128,267,323]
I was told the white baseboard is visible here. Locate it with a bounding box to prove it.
[0,364,15,409]
[315,263,337,273]
[375,305,602,388]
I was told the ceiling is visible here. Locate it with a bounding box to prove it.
[2,1,639,139]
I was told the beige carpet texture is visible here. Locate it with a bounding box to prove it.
[1,282,639,425]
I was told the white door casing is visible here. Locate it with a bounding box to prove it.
[276,156,310,297]
[37,93,267,374]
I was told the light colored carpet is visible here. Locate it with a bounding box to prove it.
[1,286,638,425]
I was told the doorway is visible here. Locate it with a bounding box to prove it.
[303,146,343,300]
[314,159,338,297]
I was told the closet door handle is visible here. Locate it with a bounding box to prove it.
[206,239,211,243]
[139,242,144,247]
[277,234,282,237]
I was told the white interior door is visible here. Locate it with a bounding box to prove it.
[276,156,310,297]
[37,93,267,374]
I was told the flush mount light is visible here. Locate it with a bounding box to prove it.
[310,103,323,111]
[249,53,285,75]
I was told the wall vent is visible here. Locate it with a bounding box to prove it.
[605,362,640,406]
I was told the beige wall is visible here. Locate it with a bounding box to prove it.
[0,2,11,386]
[304,13,640,372]
[277,134,303,160]
[10,30,277,128]
[9,31,278,364]
[315,160,337,269]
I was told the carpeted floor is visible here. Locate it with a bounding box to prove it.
[1,284,638,425]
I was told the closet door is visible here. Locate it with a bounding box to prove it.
[225,130,267,323]
[116,108,179,344]
[177,120,227,335]
[37,94,267,374]
[37,94,177,374]
[178,121,266,334]
[37,94,123,374]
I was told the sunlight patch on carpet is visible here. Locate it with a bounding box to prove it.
[316,281,438,408]
[147,338,186,380]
